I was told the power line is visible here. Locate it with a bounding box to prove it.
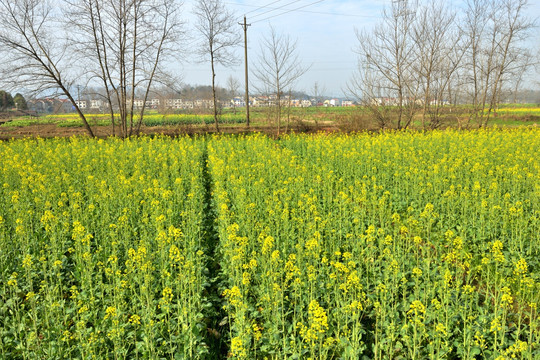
[249,0,305,20]
[226,2,376,18]
[244,0,286,16]
[252,0,328,23]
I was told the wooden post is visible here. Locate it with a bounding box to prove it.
[239,16,251,126]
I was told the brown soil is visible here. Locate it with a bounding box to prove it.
[0,123,341,140]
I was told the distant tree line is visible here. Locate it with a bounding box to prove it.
[0,91,27,111]
[348,0,537,129]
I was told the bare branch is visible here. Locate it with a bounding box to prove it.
[193,0,240,131]
[253,25,309,135]
[0,0,95,136]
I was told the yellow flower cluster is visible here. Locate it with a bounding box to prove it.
[408,300,426,321]
[299,300,329,343]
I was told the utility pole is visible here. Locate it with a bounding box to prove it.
[239,15,251,126]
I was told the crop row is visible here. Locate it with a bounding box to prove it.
[210,130,539,359]
[0,137,209,359]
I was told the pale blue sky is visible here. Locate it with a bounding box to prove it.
[181,0,540,97]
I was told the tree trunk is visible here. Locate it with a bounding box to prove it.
[210,51,220,132]
[60,84,95,137]
[286,89,291,134]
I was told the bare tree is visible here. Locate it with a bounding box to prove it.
[350,0,420,129]
[462,0,534,127]
[486,0,534,124]
[460,0,489,127]
[0,0,95,136]
[347,66,394,129]
[193,0,240,132]
[413,0,465,129]
[534,49,540,94]
[253,26,308,136]
[507,49,533,103]
[226,75,240,114]
[65,0,185,138]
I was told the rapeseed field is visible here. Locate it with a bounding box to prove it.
[1,129,538,359]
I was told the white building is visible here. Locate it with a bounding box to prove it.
[90,99,103,109]
[165,98,183,109]
[232,97,245,107]
[301,99,312,107]
[75,100,87,109]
